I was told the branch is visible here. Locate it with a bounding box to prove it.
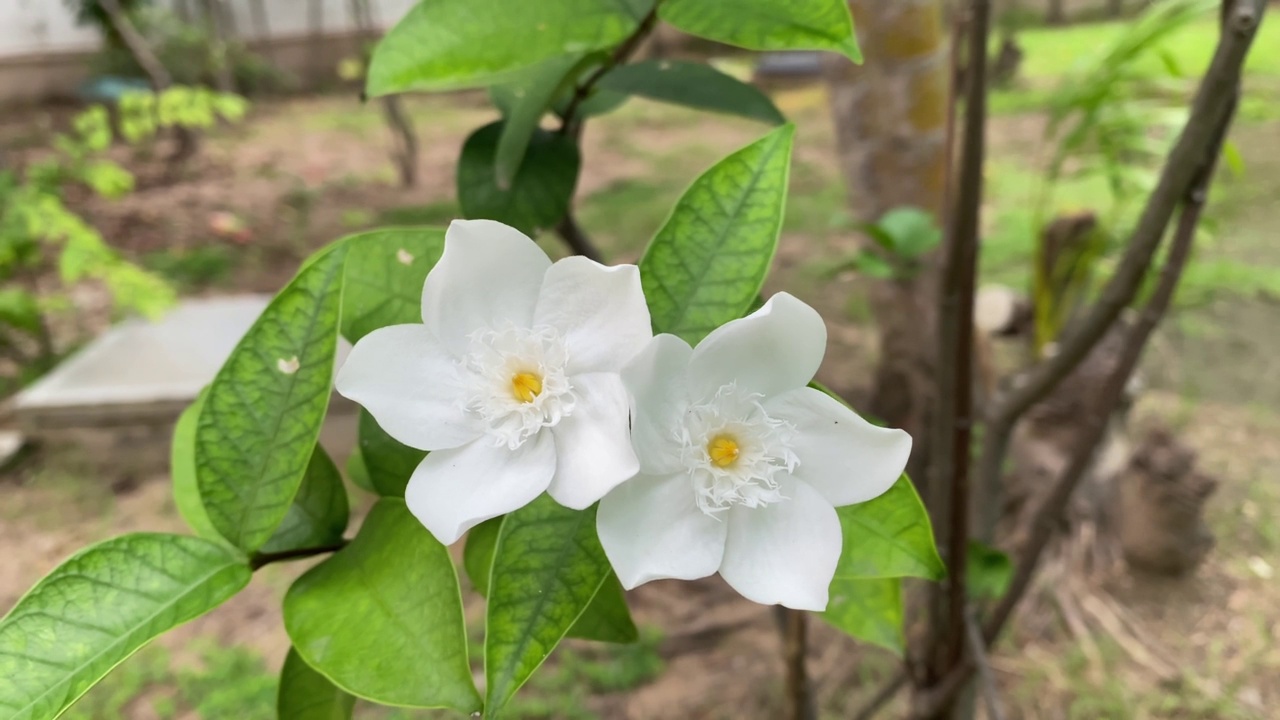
[97,0,173,90]
[972,0,1264,539]
[927,0,991,682]
[851,671,907,720]
[250,541,348,570]
[965,611,1006,720]
[559,7,659,132]
[554,214,604,263]
[775,608,815,720]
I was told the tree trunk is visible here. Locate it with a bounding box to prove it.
[1046,0,1066,25]
[823,0,950,480]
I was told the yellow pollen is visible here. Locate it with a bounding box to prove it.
[708,435,741,468]
[511,372,543,403]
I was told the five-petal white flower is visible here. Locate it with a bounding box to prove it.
[335,219,652,545]
[597,293,912,611]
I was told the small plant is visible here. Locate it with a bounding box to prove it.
[835,206,943,281]
[0,85,246,393]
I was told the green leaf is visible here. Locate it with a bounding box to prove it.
[341,227,445,343]
[457,121,581,236]
[484,496,613,715]
[278,648,355,720]
[870,206,941,259]
[967,541,1013,601]
[258,447,349,555]
[598,60,785,125]
[283,499,479,713]
[1221,140,1245,177]
[0,288,43,335]
[366,0,649,95]
[851,251,897,279]
[171,394,221,542]
[822,577,904,654]
[659,0,860,61]
[465,515,637,644]
[463,516,503,597]
[834,475,945,581]
[358,409,427,497]
[196,245,348,553]
[640,124,794,343]
[344,448,376,493]
[492,54,584,188]
[0,534,250,720]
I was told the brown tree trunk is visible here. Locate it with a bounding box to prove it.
[823,0,950,480]
[1046,0,1066,25]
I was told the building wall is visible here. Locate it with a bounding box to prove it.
[0,0,419,105]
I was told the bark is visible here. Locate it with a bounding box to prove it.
[823,0,950,479]
[1046,0,1066,25]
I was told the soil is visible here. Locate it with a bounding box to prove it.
[2,88,1277,719]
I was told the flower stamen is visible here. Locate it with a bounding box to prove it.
[707,435,741,468]
[511,371,543,403]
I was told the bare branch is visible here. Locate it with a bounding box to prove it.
[965,611,1006,720]
[926,0,991,684]
[973,0,1265,510]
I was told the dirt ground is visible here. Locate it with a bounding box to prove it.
[2,86,1278,719]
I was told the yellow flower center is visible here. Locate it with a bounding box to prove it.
[707,434,741,468]
[511,371,543,403]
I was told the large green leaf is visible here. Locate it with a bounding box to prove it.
[283,499,479,713]
[822,577,904,654]
[640,124,794,343]
[484,496,614,716]
[492,54,584,188]
[259,447,349,555]
[171,394,220,541]
[278,648,355,720]
[357,409,427,497]
[457,121,581,237]
[598,60,785,125]
[833,475,945,581]
[659,0,860,61]
[366,0,650,95]
[0,534,250,720]
[340,227,445,343]
[196,245,348,553]
[465,516,637,644]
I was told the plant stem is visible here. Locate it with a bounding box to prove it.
[776,607,815,720]
[250,541,348,570]
[554,214,604,263]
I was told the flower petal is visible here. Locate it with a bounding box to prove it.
[622,334,694,475]
[404,432,556,545]
[546,373,638,509]
[688,293,826,401]
[421,219,551,352]
[597,472,728,589]
[534,256,653,375]
[719,478,842,611]
[766,387,911,507]
[334,323,482,451]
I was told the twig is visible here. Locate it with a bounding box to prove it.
[927,0,991,686]
[964,611,1006,720]
[554,214,604,263]
[249,541,348,570]
[558,8,659,133]
[775,607,815,720]
[971,0,1265,531]
[904,4,1262,715]
[852,671,907,720]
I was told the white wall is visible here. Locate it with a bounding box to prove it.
[0,0,421,59]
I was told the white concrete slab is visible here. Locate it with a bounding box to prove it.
[15,294,351,412]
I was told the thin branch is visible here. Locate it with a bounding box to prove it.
[558,8,659,132]
[554,213,604,263]
[972,0,1265,515]
[965,611,1006,720]
[880,3,1262,717]
[97,0,173,89]
[250,541,348,570]
[775,607,815,720]
[852,670,907,720]
[928,0,991,684]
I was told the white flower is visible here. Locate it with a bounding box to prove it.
[336,219,652,545]
[597,293,912,611]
